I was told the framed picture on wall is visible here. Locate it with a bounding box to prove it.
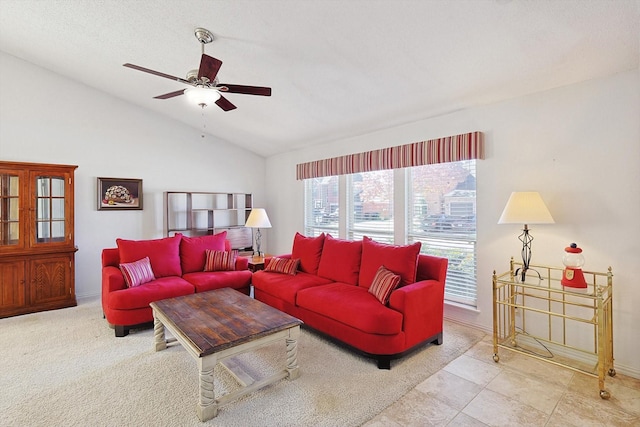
[97,177,143,210]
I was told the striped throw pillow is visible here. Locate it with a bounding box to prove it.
[264,257,300,275]
[119,256,156,288]
[368,265,401,304]
[204,250,237,272]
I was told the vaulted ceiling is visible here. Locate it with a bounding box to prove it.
[1,0,638,157]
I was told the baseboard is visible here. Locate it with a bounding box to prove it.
[77,293,101,303]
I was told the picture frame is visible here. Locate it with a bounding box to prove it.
[97,177,143,210]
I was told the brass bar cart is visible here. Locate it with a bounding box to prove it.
[492,258,615,399]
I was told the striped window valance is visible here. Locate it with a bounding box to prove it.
[296,131,484,180]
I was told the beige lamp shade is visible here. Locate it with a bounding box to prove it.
[498,192,554,225]
[245,208,272,228]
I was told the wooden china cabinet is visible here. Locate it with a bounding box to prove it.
[0,161,78,318]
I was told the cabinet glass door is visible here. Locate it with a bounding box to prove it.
[0,172,21,247]
[35,175,66,243]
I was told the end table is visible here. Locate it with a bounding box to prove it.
[247,255,269,272]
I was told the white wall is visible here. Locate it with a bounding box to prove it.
[0,52,267,300]
[266,70,640,377]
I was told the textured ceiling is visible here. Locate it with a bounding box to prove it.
[1,0,638,157]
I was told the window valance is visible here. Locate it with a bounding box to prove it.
[296,131,484,180]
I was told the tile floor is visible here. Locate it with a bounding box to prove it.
[365,335,640,426]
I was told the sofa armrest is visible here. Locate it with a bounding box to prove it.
[102,265,126,293]
[102,248,120,268]
[235,256,249,270]
[388,279,445,347]
[416,254,448,283]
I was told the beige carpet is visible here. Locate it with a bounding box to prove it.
[0,298,484,427]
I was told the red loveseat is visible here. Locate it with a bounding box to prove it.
[252,233,448,369]
[101,232,252,337]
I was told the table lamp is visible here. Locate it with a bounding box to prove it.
[498,192,554,282]
[245,208,272,257]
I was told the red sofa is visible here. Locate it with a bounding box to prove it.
[101,232,252,337]
[252,233,448,369]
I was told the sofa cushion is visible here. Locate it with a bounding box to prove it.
[252,270,332,305]
[179,232,227,273]
[265,257,300,275]
[119,256,155,288]
[368,265,401,304]
[358,237,421,289]
[183,270,252,293]
[204,249,237,271]
[291,232,325,274]
[296,282,403,335]
[117,235,182,278]
[317,235,362,285]
[107,276,194,310]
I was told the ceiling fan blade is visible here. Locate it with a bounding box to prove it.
[123,63,191,85]
[215,95,237,111]
[219,84,272,96]
[154,89,186,99]
[198,54,223,82]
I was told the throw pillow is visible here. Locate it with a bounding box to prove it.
[317,235,362,285]
[117,235,182,278]
[179,231,228,273]
[119,256,156,288]
[264,257,300,275]
[291,232,325,274]
[204,249,237,272]
[358,236,421,289]
[368,265,401,304]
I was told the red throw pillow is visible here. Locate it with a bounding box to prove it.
[204,249,237,272]
[117,235,182,278]
[119,256,156,288]
[179,231,228,273]
[317,235,362,285]
[369,265,401,304]
[291,232,325,274]
[265,257,300,275]
[358,236,421,289]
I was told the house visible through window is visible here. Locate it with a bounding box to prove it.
[304,177,339,237]
[347,170,394,243]
[407,160,477,306]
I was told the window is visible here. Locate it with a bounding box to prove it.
[303,160,477,307]
[300,132,483,307]
[347,170,394,243]
[407,161,477,306]
[304,177,339,237]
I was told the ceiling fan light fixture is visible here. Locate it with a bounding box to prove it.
[185,86,220,107]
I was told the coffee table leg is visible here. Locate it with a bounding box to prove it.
[197,355,218,421]
[153,313,166,352]
[286,326,301,380]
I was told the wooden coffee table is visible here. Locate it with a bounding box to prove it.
[150,288,302,422]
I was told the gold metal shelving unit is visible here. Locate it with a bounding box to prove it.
[492,258,615,399]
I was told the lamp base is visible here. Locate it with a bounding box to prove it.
[253,228,263,257]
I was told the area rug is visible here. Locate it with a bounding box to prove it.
[0,298,484,426]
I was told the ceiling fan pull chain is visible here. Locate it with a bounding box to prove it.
[201,107,206,138]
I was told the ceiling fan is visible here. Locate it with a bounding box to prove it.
[123,28,271,111]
